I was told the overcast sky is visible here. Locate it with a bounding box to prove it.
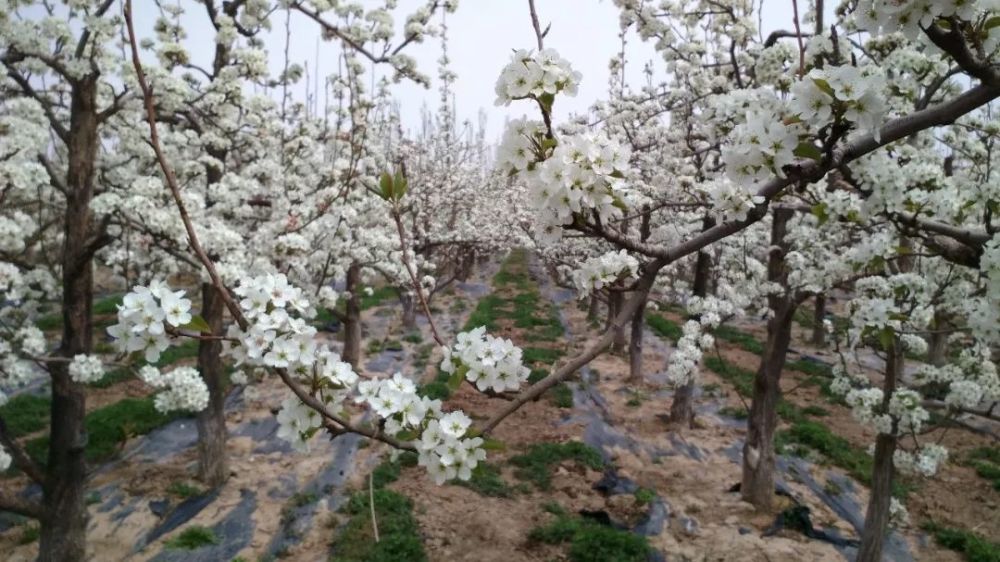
[125,0,811,139]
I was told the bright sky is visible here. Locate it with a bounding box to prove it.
[123,0,812,139]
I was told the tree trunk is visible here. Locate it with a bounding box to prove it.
[741,207,795,510]
[608,291,626,353]
[587,295,599,321]
[740,306,794,508]
[927,310,949,366]
[668,382,695,426]
[858,342,902,562]
[669,216,714,426]
[196,283,228,487]
[810,294,826,347]
[628,207,652,383]
[39,75,99,562]
[400,291,417,331]
[628,298,646,383]
[342,262,362,367]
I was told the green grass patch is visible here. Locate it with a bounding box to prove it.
[703,356,754,397]
[17,523,39,545]
[333,489,425,562]
[0,394,51,438]
[453,462,513,497]
[510,442,604,490]
[165,525,219,550]
[923,522,1000,562]
[25,396,183,467]
[967,447,1000,491]
[529,503,651,562]
[777,420,871,485]
[523,347,564,367]
[802,405,830,417]
[360,286,399,310]
[37,294,123,331]
[167,481,205,499]
[402,332,422,344]
[714,325,764,355]
[718,405,748,419]
[329,451,425,561]
[550,383,573,408]
[369,452,418,489]
[634,488,656,506]
[646,314,682,343]
[786,358,833,378]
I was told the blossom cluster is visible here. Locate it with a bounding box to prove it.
[138,365,210,413]
[894,444,949,477]
[853,0,988,40]
[226,273,320,372]
[356,372,486,484]
[0,325,48,403]
[790,65,887,138]
[68,354,104,384]
[496,118,547,173]
[440,326,531,393]
[665,298,728,387]
[527,132,631,244]
[571,250,639,298]
[107,282,193,363]
[494,48,581,106]
[110,275,495,485]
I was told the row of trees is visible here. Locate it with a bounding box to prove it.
[509,1,1000,561]
[2,1,1000,561]
[0,1,522,560]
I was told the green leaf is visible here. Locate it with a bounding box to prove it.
[394,430,419,441]
[541,137,558,151]
[794,142,822,162]
[878,327,895,352]
[447,368,465,391]
[482,438,505,451]
[392,169,407,200]
[987,16,1000,31]
[537,92,555,114]
[379,171,393,201]
[810,202,829,225]
[180,315,211,334]
[812,78,835,97]
[611,194,628,211]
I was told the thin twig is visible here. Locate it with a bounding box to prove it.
[791,0,806,76]
[390,201,446,347]
[369,470,380,543]
[527,0,545,51]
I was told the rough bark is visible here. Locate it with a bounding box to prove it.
[628,209,652,382]
[741,308,795,508]
[628,299,646,383]
[927,309,949,367]
[38,75,98,562]
[342,262,362,367]
[195,283,228,487]
[400,291,417,331]
[858,343,903,562]
[669,216,714,425]
[810,294,826,347]
[741,207,795,510]
[608,290,626,353]
[587,295,600,321]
